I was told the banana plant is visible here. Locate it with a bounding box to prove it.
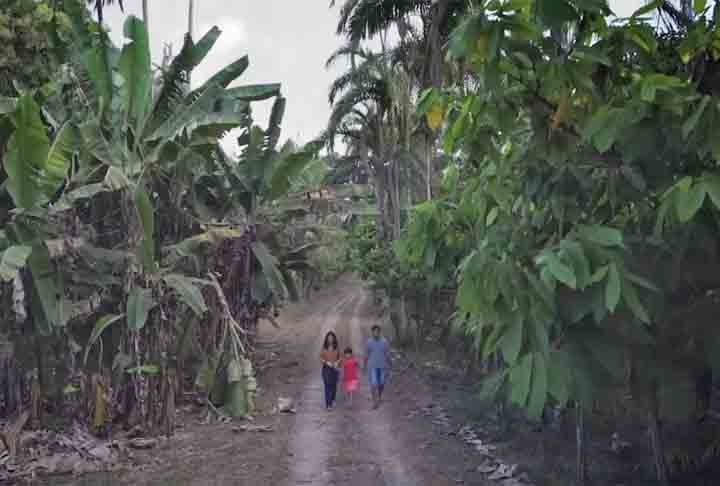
[0,12,293,427]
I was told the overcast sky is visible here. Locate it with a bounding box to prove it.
[104,1,646,151]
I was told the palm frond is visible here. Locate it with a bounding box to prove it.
[339,0,428,40]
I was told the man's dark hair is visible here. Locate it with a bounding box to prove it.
[371,325,381,332]
[344,347,353,355]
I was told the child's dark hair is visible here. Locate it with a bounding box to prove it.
[343,347,353,355]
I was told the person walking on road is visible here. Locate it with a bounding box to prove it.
[364,325,391,409]
[341,347,360,405]
[320,331,340,410]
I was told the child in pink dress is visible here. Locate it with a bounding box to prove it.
[341,347,359,404]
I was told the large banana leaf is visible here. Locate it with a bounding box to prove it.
[146,84,224,141]
[118,16,152,135]
[4,95,76,209]
[225,84,282,102]
[162,274,208,316]
[28,243,69,330]
[194,55,249,93]
[250,241,288,300]
[264,145,322,202]
[145,27,221,137]
[0,245,32,281]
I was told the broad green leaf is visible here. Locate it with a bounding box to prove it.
[675,183,706,222]
[28,243,68,329]
[626,272,660,292]
[537,0,578,27]
[527,319,551,357]
[570,46,612,66]
[225,84,282,102]
[447,12,485,59]
[562,242,591,290]
[682,95,710,139]
[527,353,548,419]
[196,55,249,92]
[486,207,499,226]
[509,354,533,406]
[0,245,32,281]
[5,95,50,209]
[163,274,207,316]
[83,44,114,117]
[702,175,720,209]
[147,83,224,141]
[134,185,155,271]
[622,280,651,324]
[265,147,319,202]
[578,224,623,247]
[251,241,287,300]
[547,350,571,407]
[695,0,708,14]
[84,314,125,364]
[119,16,152,133]
[126,287,155,330]
[105,166,131,190]
[590,265,609,284]
[544,252,577,289]
[500,317,524,365]
[605,263,621,312]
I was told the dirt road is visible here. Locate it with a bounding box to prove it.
[52,276,487,485]
[286,289,425,485]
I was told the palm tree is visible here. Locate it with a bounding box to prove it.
[330,0,468,200]
[324,47,426,343]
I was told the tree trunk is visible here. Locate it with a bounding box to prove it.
[424,0,450,89]
[187,0,195,86]
[648,381,670,484]
[142,0,149,27]
[425,134,433,200]
[576,403,588,484]
[373,165,390,243]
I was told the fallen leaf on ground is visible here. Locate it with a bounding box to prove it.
[488,463,518,480]
[477,460,498,474]
[128,438,158,450]
[232,424,274,433]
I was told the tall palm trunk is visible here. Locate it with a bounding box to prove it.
[142,0,149,26]
[187,0,195,86]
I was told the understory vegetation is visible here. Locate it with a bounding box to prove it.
[328,0,720,483]
[0,0,333,459]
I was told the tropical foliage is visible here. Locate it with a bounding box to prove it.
[0,0,320,445]
[332,0,720,482]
